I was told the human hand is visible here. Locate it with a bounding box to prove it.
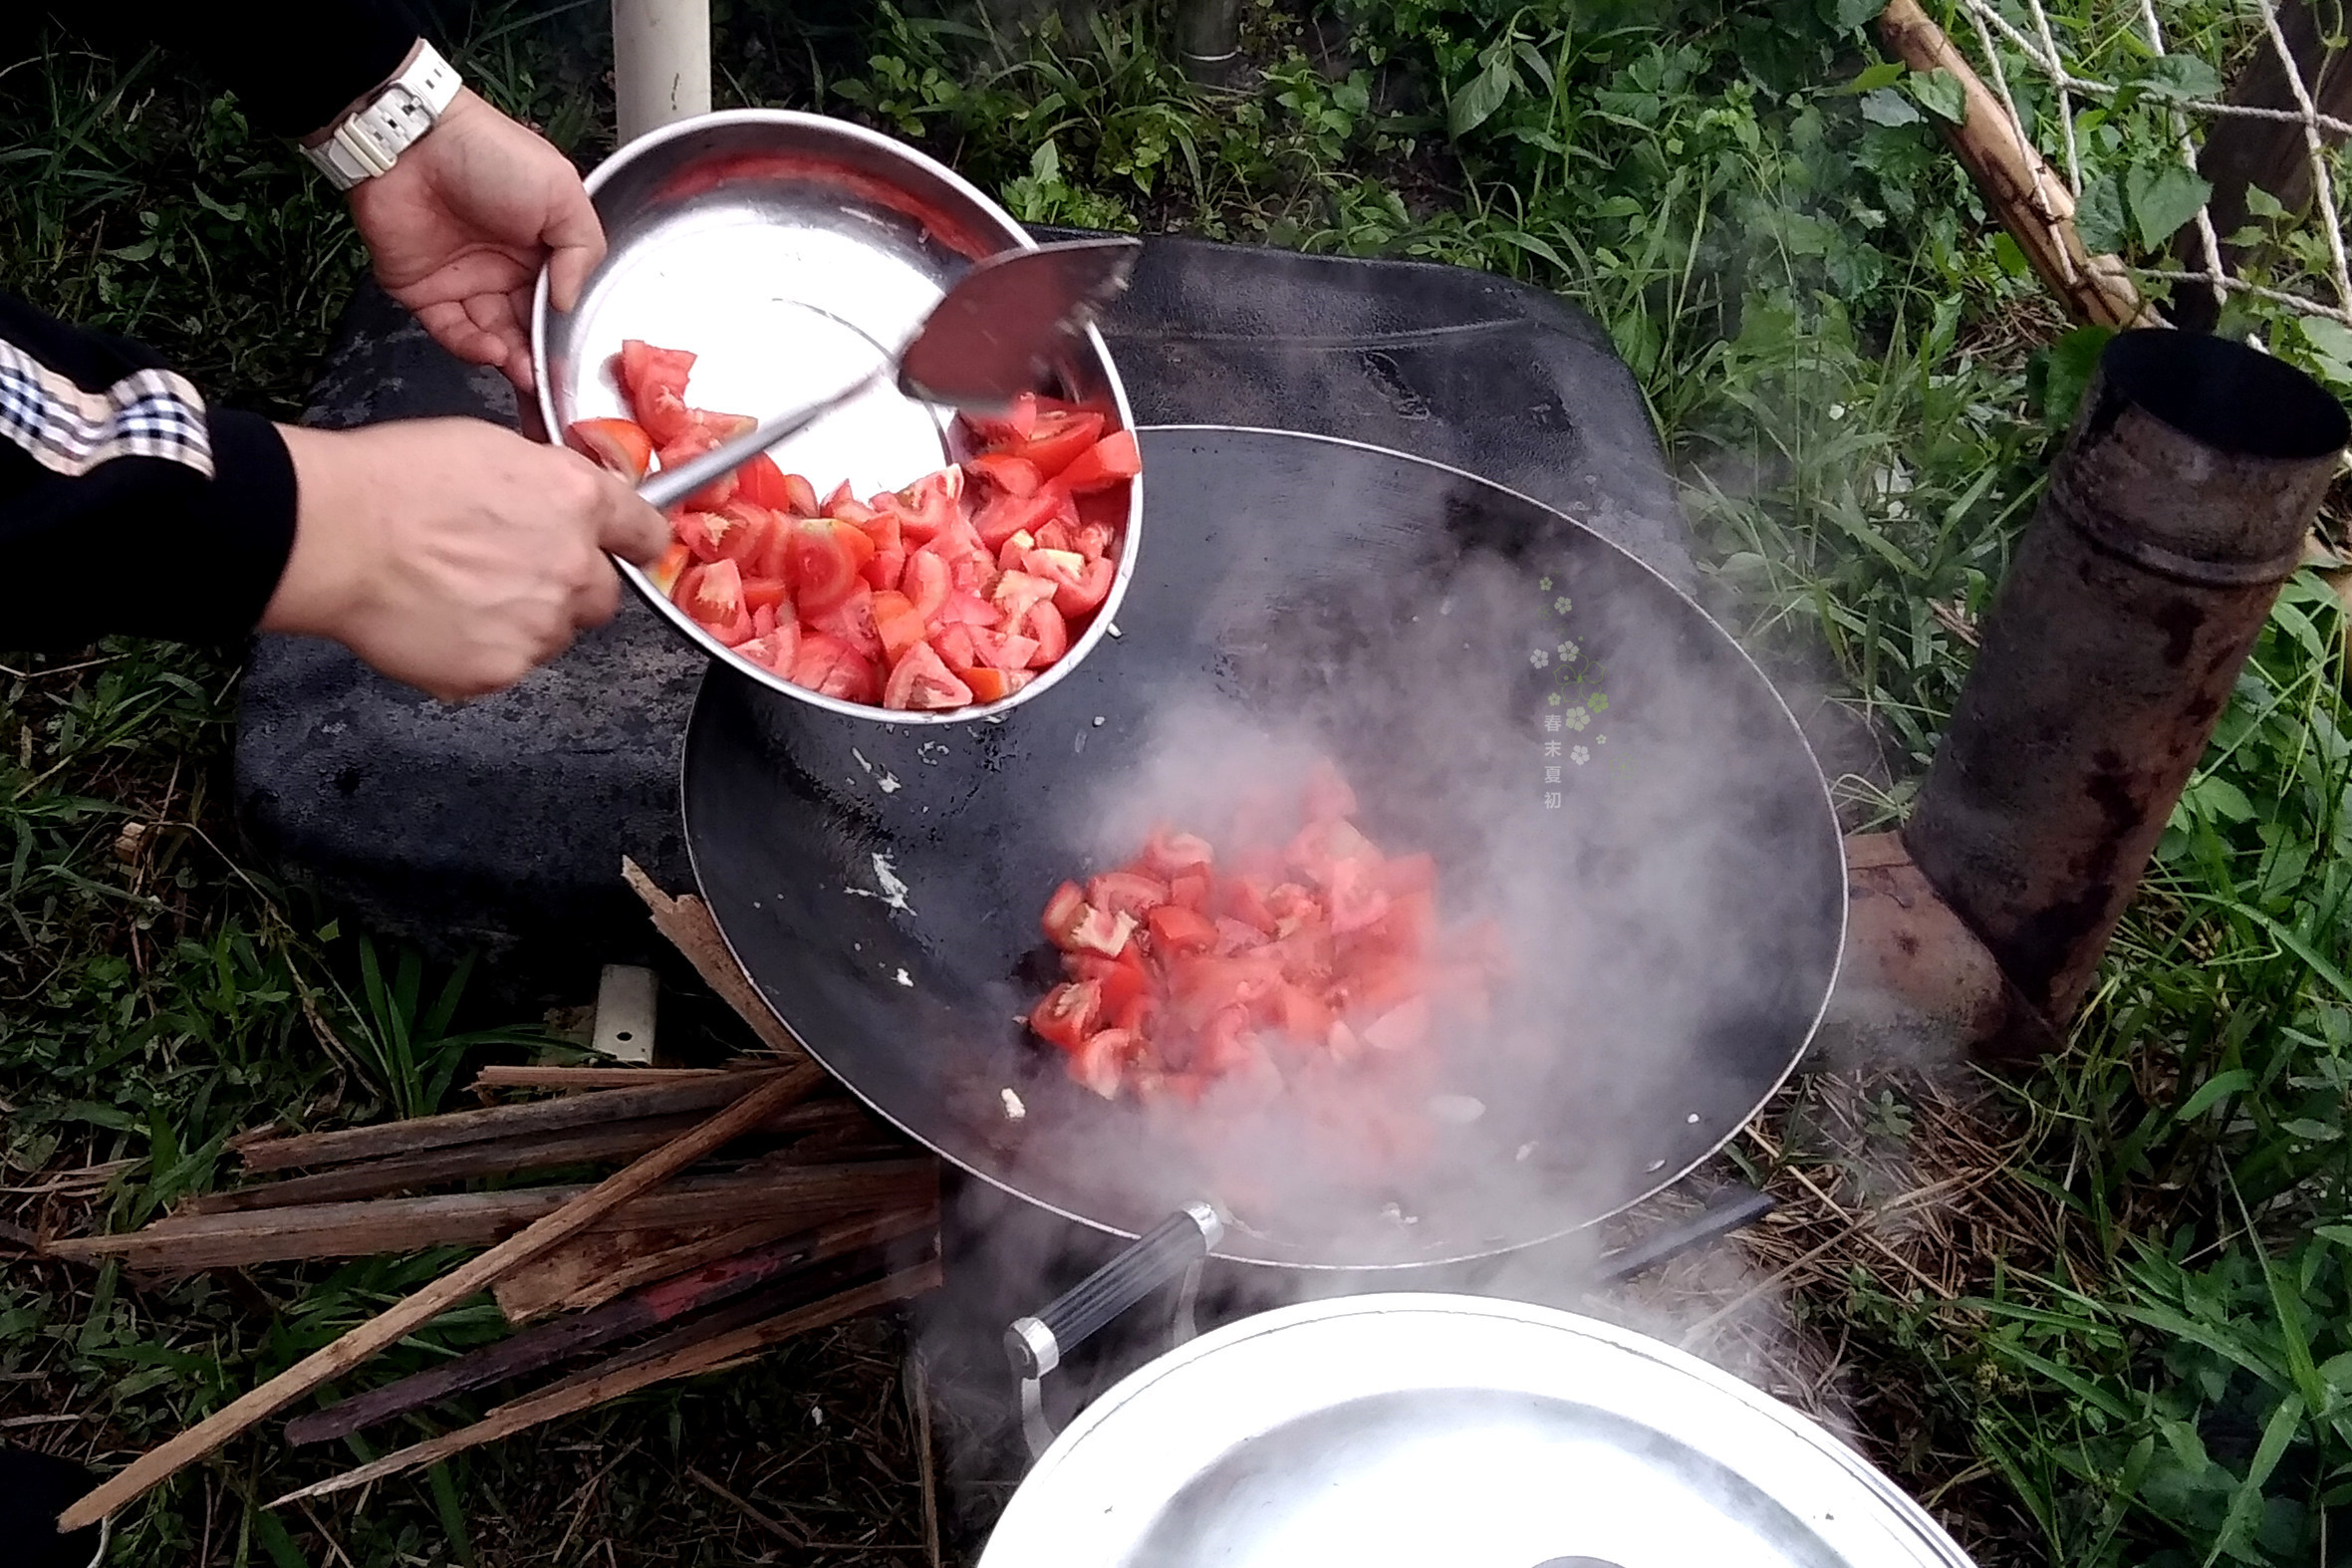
[264,419,670,700]
[345,89,604,393]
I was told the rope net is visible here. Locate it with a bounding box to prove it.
[1937,0,2351,334]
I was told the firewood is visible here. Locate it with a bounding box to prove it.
[470,1064,768,1092]
[56,1068,820,1534]
[285,1208,936,1445]
[185,1097,880,1214]
[491,1133,929,1323]
[269,1260,943,1506]
[236,1065,816,1173]
[623,858,811,1060]
[46,1160,938,1272]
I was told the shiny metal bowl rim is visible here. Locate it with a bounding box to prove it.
[982,1292,1979,1568]
[529,108,1144,726]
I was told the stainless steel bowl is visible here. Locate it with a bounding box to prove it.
[982,1294,1977,1568]
[531,110,1143,723]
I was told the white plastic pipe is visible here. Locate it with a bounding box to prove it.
[613,0,711,145]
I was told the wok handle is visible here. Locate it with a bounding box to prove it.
[1005,1201,1223,1456]
[1593,1183,1776,1283]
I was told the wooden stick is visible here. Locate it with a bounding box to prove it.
[56,1068,818,1534]
[285,1208,936,1446]
[48,1160,938,1271]
[185,1098,877,1214]
[624,858,809,1061]
[470,1065,766,1092]
[236,1067,809,1173]
[268,1261,943,1506]
[1877,0,2155,329]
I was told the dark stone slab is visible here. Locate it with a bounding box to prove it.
[235,234,1689,987]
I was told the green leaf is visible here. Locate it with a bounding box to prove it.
[2127,162,2213,251]
[2297,317,2352,387]
[1908,68,1965,125]
[2177,1068,2254,1122]
[2037,324,2115,433]
[2207,1396,2305,1566]
[1448,52,1517,138]
[2141,54,2224,102]
[1822,0,1886,30]
[1858,88,1921,128]
[2076,175,2130,255]
[2317,1224,2352,1251]
[1840,62,1905,94]
[251,1508,313,1568]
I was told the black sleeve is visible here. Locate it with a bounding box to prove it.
[0,292,298,652]
[47,1,425,139]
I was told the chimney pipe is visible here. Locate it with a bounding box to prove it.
[1175,0,1242,84]
[1903,329,2347,1041]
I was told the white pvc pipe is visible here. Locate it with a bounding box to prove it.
[613,0,711,145]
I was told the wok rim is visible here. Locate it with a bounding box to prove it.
[681,424,1850,1268]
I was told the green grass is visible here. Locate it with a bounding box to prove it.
[6,0,2352,1562]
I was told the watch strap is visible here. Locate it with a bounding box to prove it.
[303,42,462,191]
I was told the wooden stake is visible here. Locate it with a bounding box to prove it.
[1878,0,2156,329]
[624,858,810,1060]
[56,1067,816,1534]
[234,1068,807,1173]
[285,1208,935,1446]
[470,1065,764,1092]
[48,1160,936,1271]
[268,1261,943,1506]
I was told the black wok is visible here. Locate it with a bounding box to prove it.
[681,428,1844,1269]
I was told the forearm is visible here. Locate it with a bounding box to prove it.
[0,294,297,651]
[44,1,425,139]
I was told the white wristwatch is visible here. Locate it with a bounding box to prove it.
[302,41,463,191]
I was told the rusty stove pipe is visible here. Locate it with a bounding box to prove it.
[1902,330,2346,1040]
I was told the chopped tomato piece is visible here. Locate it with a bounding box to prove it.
[791,518,876,615]
[647,541,691,596]
[1090,872,1170,919]
[733,454,797,514]
[1275,982,1332,1043]
[680,558,746,633]
[567,417,654,480]
[968,452,1042,496]
[1168,872,1210,910]
[1324,858,1392,934]
[1069,1028,1138,1098]
[903,550,951,622]
[710,500,778,567]
[1010,409,1104,477]
[928,625,976,671]
[1147,903,1218,954]
[1055,429,1142,492]
[1029,980,1102,1052]
[741,576,789,614]
[1067,906,1137,958]
[732,624,799,674]
[1144,830,1214,877]
[788,632,881,703]
[995,531,1037,572]
[1023,548,1114,618]
[1024,602,1069,666]
[655,428,737,512]
[974,484,1077,550]
[958,666,1011,702]
[883,642,975,711]
[809,582,882,660]
[1042,881,1089,945]
[959,392,1038,447]
[894,469,963,540]
[618,341,697,441]
[1382,853,1437,895]
[872,590,929,665]
[935,589,1003,629]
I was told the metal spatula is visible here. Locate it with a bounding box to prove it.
[639,236,1143,512]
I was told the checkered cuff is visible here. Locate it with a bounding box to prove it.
[0,337,214,479]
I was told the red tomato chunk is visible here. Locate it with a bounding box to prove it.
[604,340,1136,714]
[1024,762,1509,1103]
